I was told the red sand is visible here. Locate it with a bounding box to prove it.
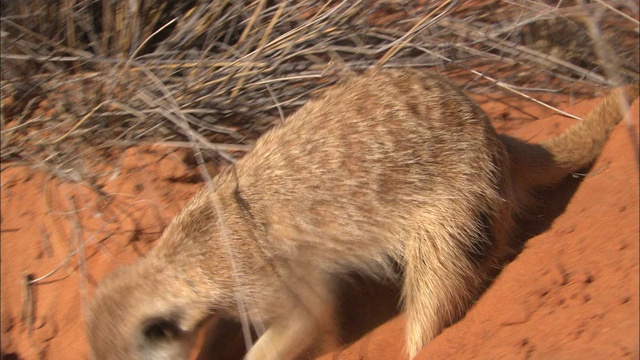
[1,94,638,360]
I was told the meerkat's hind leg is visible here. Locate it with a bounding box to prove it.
[402,214,493,359]
[244,274,338,360]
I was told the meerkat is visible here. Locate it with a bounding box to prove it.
[87,69,639,360]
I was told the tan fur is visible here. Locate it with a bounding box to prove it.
[87,69,639,360]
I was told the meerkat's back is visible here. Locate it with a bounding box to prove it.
[232,69,512,275]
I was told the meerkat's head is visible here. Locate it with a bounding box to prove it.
[87,187,243,359]
[86,258,214,360]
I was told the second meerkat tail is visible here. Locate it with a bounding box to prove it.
[501,82,639,192]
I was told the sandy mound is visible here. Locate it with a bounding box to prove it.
[321,96,640,360]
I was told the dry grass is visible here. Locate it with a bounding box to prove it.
[1,0,638,186]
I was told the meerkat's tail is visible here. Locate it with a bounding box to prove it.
[501,82,639,193]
